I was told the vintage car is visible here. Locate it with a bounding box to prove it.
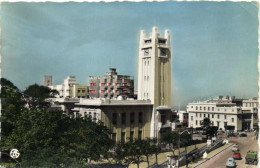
[233,152,242,160]
[226,157,236,168]
[232,144,239,152]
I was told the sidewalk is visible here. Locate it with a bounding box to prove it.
[129,143,206,168]
[180,143,233,168]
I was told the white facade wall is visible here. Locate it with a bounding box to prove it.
[137,27,172,138]
[187,100,258,131]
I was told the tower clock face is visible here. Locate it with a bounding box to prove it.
[160,49,167,56]
[144,49,149,56]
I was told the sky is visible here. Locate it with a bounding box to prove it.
[1,2,258,108]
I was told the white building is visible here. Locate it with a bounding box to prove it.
[187,96,258,131]
[138,27,174,138]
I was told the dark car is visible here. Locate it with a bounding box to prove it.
[239,133,247,137]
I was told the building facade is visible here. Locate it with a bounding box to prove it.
[72,99,153,142]
[44,76,52,87]
[89,68,134,99]
[187,96,258,131]
[48,76,89,98]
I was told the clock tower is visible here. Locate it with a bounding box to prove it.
[137,27,172,137]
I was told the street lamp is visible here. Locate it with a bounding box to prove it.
[177,130,191,168]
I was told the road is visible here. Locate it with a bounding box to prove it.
[197,132,258,168]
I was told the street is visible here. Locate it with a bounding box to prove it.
[197,132,258,168]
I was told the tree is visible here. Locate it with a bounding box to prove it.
[23,84,59,110]
[161,131,179,155]
[201,118,217,139]
[1,79,113,167]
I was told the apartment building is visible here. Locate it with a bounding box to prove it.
[48,76,89,98]
[89,68,134,99]
[187,96,258,131]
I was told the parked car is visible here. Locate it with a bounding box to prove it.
[239,133,247,137]
[217,130,225,135]
[233,152,242,160]
[226,157,236,168]
[232,144,239,152]
[245,151,258,165]
[229,133,239,137]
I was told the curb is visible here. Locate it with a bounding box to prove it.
[193,143,234,168]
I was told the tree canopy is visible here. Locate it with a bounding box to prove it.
[1,78,113,167]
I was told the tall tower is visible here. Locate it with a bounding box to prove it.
[138,27,171,107]
[44,76,52,87]
[137,27,172,138]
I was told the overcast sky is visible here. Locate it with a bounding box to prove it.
[1,2,258,108]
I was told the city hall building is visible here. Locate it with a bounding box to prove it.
[187,96,258,131]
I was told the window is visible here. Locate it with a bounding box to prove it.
[218,114,220,119]
[208,107,210,111]
[139,112,143,123]
[145,39,151,44]
[138,131,142,140]
[196,113,198,117]
[84,112,87,118]
[191,106,193,108]
[90,83,97,86]
[108,82,111,86]
[78,90,80,93]
[112,113,117,125]
[89,90,96,93]
[204,107,206,111]
[89,112,92,119]
[158,39,166,44]
[200,113,202,117]
[212,107,214,111]
[212,114,214,118]
[130,131,134,142]
[101,83,105,86]
[232,118,234,122]
[217,121,220,127]
[112,133,116,142]
[200,106,202,110]
[121,132,125,143]
[101,90,105,93]
[82,90,85,93]
[204,114,206,117]
[124,83,128,86]
[122,113,126,125]
[191,116,193,121]
[130,112,135,124]
[144,76,146,80]
[196,106,198,110]
[93,112,97,121]
[196,120,198,125]
[224,115,227,119]
[224,122,228,129]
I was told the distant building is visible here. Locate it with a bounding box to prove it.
[187,96,258,131]
[44,76,52,87]
[89,68,134,99]
[48,76,89,98]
